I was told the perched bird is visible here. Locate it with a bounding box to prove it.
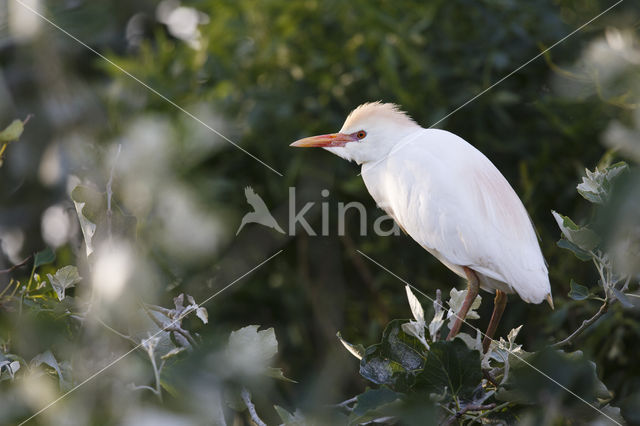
[291,102,552,352]
[236,186,285,235]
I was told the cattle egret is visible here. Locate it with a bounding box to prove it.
[291,102,553,352]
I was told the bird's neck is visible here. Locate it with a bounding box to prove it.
[358,128,425,167]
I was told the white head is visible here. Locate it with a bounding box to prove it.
[291,102,421,164]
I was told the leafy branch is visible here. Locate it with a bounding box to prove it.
[553,301,609,348]
[552,162,636,348]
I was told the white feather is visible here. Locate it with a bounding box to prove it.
[334,103,552,304]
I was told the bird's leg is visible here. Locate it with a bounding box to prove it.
[446,267,479,340]
[482,290,507,353]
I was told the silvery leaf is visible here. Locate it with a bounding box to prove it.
[196,307,208,324]
[446,288,482,329]
[46,265,81,301]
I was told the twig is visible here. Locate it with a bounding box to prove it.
[9,279,20,297]
[469,401,511,423]
[142,305,197,347]
[435,288,443,312]
[592,255,608,295]
[482,368,499,388]
[130,384,157,393]
[553,301,609,348]
[148,347,163,402]
[0,279,17,298]
[106,144,122,240]
[144,303,173,316]
[167,326,197,347]
[0,254,33,275]
[620,276,631,293]
[369,416,395,423]
[336,396,357,407]
[100,316,164,401]
[434,288,443,341]
[331,396,358,412]
[443,403,496,425]
[25,255,38,293]
[241,388,266,426]
[96,317,138,345]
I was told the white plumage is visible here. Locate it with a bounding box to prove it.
[360,127,550,304]
[291,102,552,346]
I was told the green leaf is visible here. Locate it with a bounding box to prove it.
[71,185,106,224]
[46,265,82,301]
[605,162,629,180]
[228,325,277,359]
[34,248,56,268]
[70,199,97,258]
[70,184,137,255]
[415,339,482,400]
[224,387,245,411]
[556,239,592,262]
[497,348,613,413]
[226,325,281,377]
[265,367,296,383]
[0,119,25,142]
[274,405,306,425]
[577,188,602,204]
[359,320,426,388]
[196,307,208,324]
[568,280,589,301]
[337,331,365,360]
[576,163,628,204]
[0,359,20,381]
[405,285,425,323]
[447,287,482,328]
[352,388,400,416]
[551,211,600,251]
[30,350,70,390]
[349,388,401,424]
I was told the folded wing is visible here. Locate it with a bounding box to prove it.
[375,129,551,304]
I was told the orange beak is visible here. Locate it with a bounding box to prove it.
[290,133,356,148]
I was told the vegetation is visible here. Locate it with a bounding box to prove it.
[1,0,639,424]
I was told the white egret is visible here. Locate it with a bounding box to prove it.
[291,102,553,351]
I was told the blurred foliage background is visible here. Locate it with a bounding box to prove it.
[1,0,639,424]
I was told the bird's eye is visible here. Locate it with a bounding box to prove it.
[356,130,367,140]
